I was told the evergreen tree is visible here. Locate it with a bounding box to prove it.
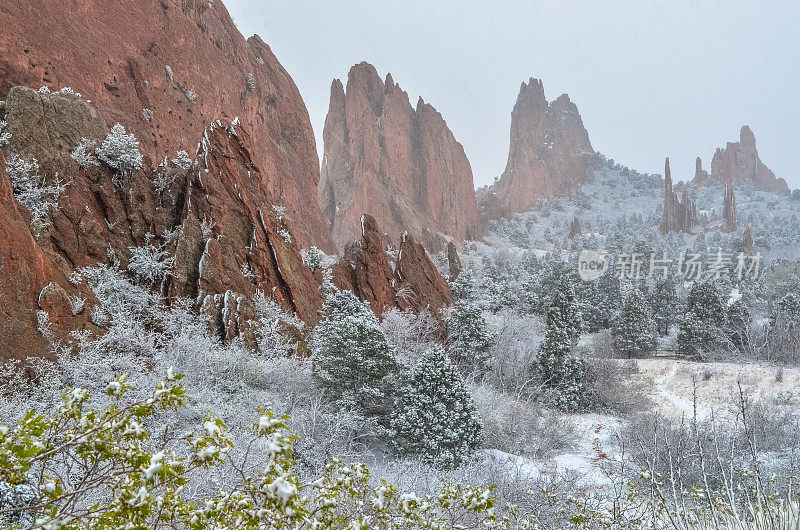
[612,288,657,358]
[390,345,483,469]
[311,290,400,417]
[446,302,494,370]
[533,283,585,411]
[677,281,726,359]
[651,276,680,336]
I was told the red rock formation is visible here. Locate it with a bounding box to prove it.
[319,62,479,251]
[169,120,323,331]
[692,157,709,187]
[0,150,93,361]
[722,183,737,232]
[0,0,334,251]
[568,217,582,239]
[742,226,754,253]
[481,78,593,220]
[659,158,698,235]
[706,126,788,194]
[394,232,453,311]
[2,86,166,270]
[447,241,462,281]
[331,214,453,317]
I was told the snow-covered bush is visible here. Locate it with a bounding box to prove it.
[96,123,143,178]
[0,374,507,528]
[171,149,192,170]
[127,234,174,285]
[4,155,66,228]
[278,227,292,243]
[70,137,98,168]
[311,290,401,417]
[381,307,439,365]
[0,119,10,146]
[391,345,483,469]
[140,108,154,122]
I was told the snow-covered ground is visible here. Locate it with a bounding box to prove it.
[485,358,800,489]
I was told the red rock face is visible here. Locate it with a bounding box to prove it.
[330,215,453,317]
[481,78,593,220]
[169,120,323,328]
[319,62,479,252]
[0,0,334,252]
[0,150,93,361]
[742,226,754,253]
[707,126,788,194]
[692,157,709,187]
[2,87,167,270]
[659,158,698,235]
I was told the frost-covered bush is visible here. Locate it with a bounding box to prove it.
[301,245,338,272]
[391,345,483,469]
[69,137,98,168]
[4,155,66,228]
[171,149,192,170]
[96,123,143,178]
[127,234,174,285]
[311,290,401,417]
[278,227,292,243]
[0,119,10,146]
[0,374,508,528]
[381,308,439,365]
[140,107,154,122]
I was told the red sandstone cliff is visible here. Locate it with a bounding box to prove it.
[0,149,95,361]
[692,126,788,194]
[659,158,698,235]
[0,0,334,251]
[319,62,479,251]
[330,214,453,316]
[479,78,593,220]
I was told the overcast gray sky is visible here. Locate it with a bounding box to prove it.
[226,1,799,189]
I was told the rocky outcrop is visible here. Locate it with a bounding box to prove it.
[0,0,334,251]
[319,62,479,251]
[693,157,709,187]
[659,158,698,235]
[722,183,737,232]
[447,241,462,281]
[394,233,453,311]
[742,226,754,253]
[170,119,323,332]
[2,86,167,270]
[701,126,788,194]
[331,214,453,317]
[0,150,94,361]
[479,78,593,220]
[568,217,582,239]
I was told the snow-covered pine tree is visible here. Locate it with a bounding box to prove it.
[446,302,494,370]
[311,290,401,417]
[533,282,585,411]
[612,288,657,358]
[390,345,482,469]
[677,280,726,359]
[651,275,680,336]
